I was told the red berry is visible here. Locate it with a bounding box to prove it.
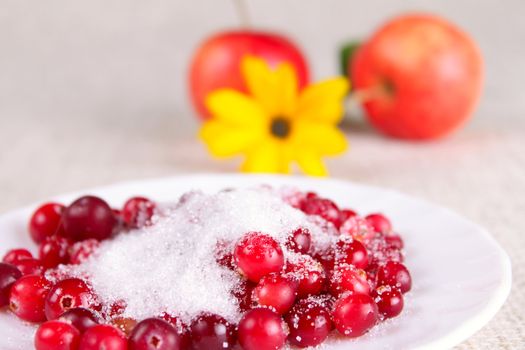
[285,228,311,254]
[129,318,184,350]
[334,237,369,269]
[232,279,256,312]
[285,298,332,348]
[29,203,66,244]
[45,278,96,320]
[328,264,370,297]
[376,261,412,294]
[340,216,375,242]
[14,258,45,276]
[35,320,81,350]
[385,234,404,250]
[78,324,127,350]
[372,285,404,319]
[253,273,297,314]
[69,239,100,265]
[0,262,22,307]
[339,209,357,223]
[2,248,33,264]
[234,232,284,282]
[285,255,326,298]
[58,307,100,334]
[9,275,52,322]
[301,197,341,228]
[39,236,71,269]
[190,313,236,350]
[122,197,156,229]
[238,308,287,350]
[365,213,392,234]
[158,313,191,349]
[333,293,378,338]
[366,234,404,271]
[62,196,117,241]
[214,241,235,271]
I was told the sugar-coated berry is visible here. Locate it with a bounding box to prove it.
[58,307,100,333]
[78,324,127,350]
[35,320,81,350]
[129,318,184,350]
[253,273,298,314]
[376,261,412,294]
[39,236,71,269]
[158,313,191,349]
[122,197,156,229]
[13,258,45,276]
[9,275,52,322]
[234,232,284,283]
[340,216,375,242]
[285,228,311,254]
[190,313,236,350]
[385,234,404,250]
[45,278,96,320]
[238,308,287,350]
[29,203,66,244]
[372,285,404,319]
[333,293,378,338]
[301,196,341,228]
[2,248,33,264]
[285,298,332,348]
[62,196,117,241]
[285,255,326,298]
[328,264,370,297]
[339,209,357,224]
[69,239,100,265]
[334,237,369,269]
[232,279,255,312]
[0,263,22,307]
[365,213,392,234]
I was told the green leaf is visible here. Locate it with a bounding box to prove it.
[339,41,362,77]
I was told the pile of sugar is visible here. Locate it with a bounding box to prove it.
[64,188,335,323]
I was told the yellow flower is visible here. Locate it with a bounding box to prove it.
[199,56,349,176]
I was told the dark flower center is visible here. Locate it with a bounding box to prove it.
[270,117,291,139]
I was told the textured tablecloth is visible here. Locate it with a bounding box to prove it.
[0,1,524,348]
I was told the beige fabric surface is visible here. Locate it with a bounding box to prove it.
[0,0,524,348]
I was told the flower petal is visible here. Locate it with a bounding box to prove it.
[295,152,328,177]
[205,89,267,126]
[199,121,264,158]
[240,140,290,173]
[295,77,349,124]
[291,121,348,155]
[242,56,298,117]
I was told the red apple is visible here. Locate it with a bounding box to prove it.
[351,14,483,139]
[189,30,309,119]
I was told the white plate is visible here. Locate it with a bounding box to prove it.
[0,174,511,350]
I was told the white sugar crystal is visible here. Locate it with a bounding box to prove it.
[66,187,335,323]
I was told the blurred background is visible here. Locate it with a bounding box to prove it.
[0,1,524,347]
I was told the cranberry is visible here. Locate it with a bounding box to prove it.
[214,241,235,271]
[69,239,100,265]
[285,228,311,254]
[328,264,370,297]
[9,275,52,322]
[0,262,22,307]
[2,248,33,264]
[62,196,117,241]
[35,320,81,350]
[365,213,392,234]
[312,249,335,273]
[385,234,404,250]
[78,324,127,350]
[339,209,357,223]
[159,313,191,349]
[122,197,156,229]
[29,203,66,244]
[340,216,375,242]
[301,196,341,228]
[238,308,287,350]
[190,313,236,350]
[285,255,326,298]
[376,261,412,294]
[231,279,255,312]
[58,307,100,333]
[366,234,404,271]
[39,236,71,269]
[253,273,297,314]
[14,258,46,276]
[333,293,378,338]
[285,298,332,348]
[129,318,184,350]
[112,317,138,336]
[334,237,369,269]
[373,285,404,319]
[234,232,284,282]
[45,278,96,320]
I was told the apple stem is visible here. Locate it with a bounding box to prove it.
[232,0,252,28]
